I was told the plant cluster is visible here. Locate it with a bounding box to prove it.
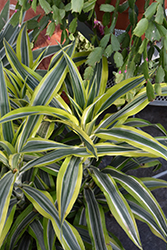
[1,1,167,249]
[1,13,167,248]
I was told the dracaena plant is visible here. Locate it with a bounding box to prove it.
[1,27,167,250]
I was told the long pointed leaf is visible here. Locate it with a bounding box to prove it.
[17,43,76,152]
[0,61,14,143]
[4,40,41,90]
[0,171,16,238]
[84,188,111,250]
[29,220,46,250]
[16,25,33,67]
[57,156,83,224]
[95,75,145,115]
[103,167,167,236]
[5,204,37,250]
[89,167,142,249]
[96,125,167,161]
[63,51,86,109]
[127,197,167,242]
[22,185,85,250]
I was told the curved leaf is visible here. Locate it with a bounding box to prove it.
[63,51,86,109]
[89,167,142,249]
[0,61,14,143]
[96,125,167,161]
[16,25,33,67]
[0,171,16,239]
[29,220,46,250]
[84,188,111,250]
[57,156,82,224]
[5,204,37,250]
[95,75,145,115]
[103,167,167,236]
[22,185,85,250]
[127,198,167,242]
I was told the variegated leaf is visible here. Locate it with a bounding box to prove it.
[84,188,112,250]
[57,156,83,224]
[22,185,85,250]
[5,204,37,250]
[63,51,86,109]
[0,171,16,239]
[96,125,167,161]
[103,167,167,237]
[16,25,33,67]
[0,60,14,143]
[89,167,142,249]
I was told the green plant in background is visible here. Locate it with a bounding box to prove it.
[12,0,167,102]
[1,26,167,249]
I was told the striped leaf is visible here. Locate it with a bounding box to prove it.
[124,118,167,135]
[29,220,46,250]
[0,150,9,167]
[89,167,142,249]
[17,43,76,152]
[90,57,108,99]
[20,147,88,174]
[141,177,167,191]
[95,142,155,158]
[0,61,14,143]
[63,51,86,109]
[43,218,56,250]
[0,141,15,155]
[4,40,42,91]
[0,203,16,248]
[22,185,85,250]
[4,68,22,94]
[0,106,97,158]
[0,171,16,239]
[0,106,79,126]
[57,156,83,224]
[9,153,21,170]
[96,125,167,161]
[5,204,37,250]
[84,188,112,250]
[95,89,149,132]
[16,25,33,67]
[127,198,167,242]
[95,75,145,115]
[102,167,167,237]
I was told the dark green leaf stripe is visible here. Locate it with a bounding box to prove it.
[96,125,167,161]
[0,151,9,167]
[0,141,15,155]
[20,147,89,173]
[141,177,167,190]
[22,185,85,249]
[29,220,46,250]
[95,75,145,115]
[95,91,148,131]
[6,204,37,250]
[0,61,14,143]
[21,138,71,153]
[103,167,167,236]
[4,40,41,90]
[57,156,82,224]
[84,188,108,250]
[0,171,16,238]
[63,51,86,109]
[95,142,155,158]
[128,199,167,241]
[16,25,33,67]
[90,167,142,249]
